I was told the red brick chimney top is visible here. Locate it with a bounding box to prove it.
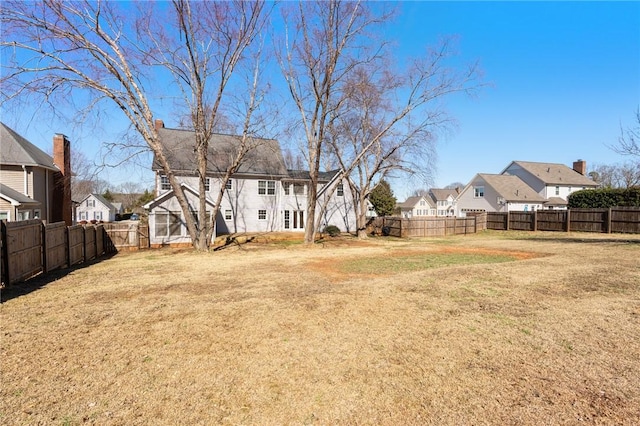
[573,159,586,175]
[154,119,164,130]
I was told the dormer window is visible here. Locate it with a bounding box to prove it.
[160,175,171,191]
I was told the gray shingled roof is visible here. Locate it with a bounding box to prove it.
[505,161,597,186]
[429,188,458,202]
[0,183,41,206]
[0,122,59,171]
[398,196,434,209]
[287,169,340,183]
[479,174,547,202]
[152,127,289,177]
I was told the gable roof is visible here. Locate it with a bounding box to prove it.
[0,122,59,171]
[0,183,41,206]
[397,195,434,209]
[477,174,547,203]
[78,193,117,210]
[143,183,216,210]
[429,188,458,202]
[152,127,288,177]
[502,161,597,187]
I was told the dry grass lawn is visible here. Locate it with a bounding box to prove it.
[2,231,640,425]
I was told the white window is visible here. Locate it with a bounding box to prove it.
[204,178,210,191]
[161,175,171,191]
[94,211,102,221]
[34,209,41,219]
[225,179,232,190]
[155,211,182,237]
[293,183,305,195]
[555,186,560,196]
[87,199,95,207]
[258,180,275,195]
[420,200,425,206]
[224,209,232,220]
[337,183,344,197]
[17,211,30,221]
[283,182,291,195]
[258,209,267,220]
[284,210,290,229]
[0,211,9,221]
[474,186,484,198]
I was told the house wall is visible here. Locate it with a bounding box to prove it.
[0,165,54,222]
[507,202,544,212]
[0,199,13,220]
[156,173,356,234]
[456,177,501,216]
[76,195,115,222]
[542,184,589,200]
[147,189,215,246]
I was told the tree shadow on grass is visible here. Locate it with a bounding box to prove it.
[0,252,117,303]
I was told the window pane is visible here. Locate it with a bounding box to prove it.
[267,181,275,195]
[258,181,266,195]
[169,211,182,236]
[155,213,168,237]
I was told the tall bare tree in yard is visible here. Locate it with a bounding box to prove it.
[279,0,389,244]
[1,0,269,250]
[614,109,640,158]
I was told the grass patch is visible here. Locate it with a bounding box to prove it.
[339,252,515,274]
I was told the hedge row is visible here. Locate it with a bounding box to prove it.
[568,187,640,208]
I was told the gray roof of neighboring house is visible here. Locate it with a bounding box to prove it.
[287,169,340,182]
[0,122,59,171]
[478,174,547,203]
[544,197,568,206]
[397,196,434,209]
[152,127,289,177]
[504,161,597,187]
[0,183,41,206]
[79,193,116,210]
[429,188,458,202]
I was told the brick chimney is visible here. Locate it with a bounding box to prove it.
[573,159,586,175]
[154,119,164,130]
[52,133,72,226]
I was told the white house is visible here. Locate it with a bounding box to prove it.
[428,188,458,216]
[144,120,356,246]
[76,193,118,222]
[501,160,598,209]
[396,195,436,218]
[456,174,547,216]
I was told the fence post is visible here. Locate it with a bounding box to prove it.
[1,220,8,285]
[607,208,612,234]
[566,209,571,232]
[533,210,538,232]
[42,222,48,273]
[506,211,510,231]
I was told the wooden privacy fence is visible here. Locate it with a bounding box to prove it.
[101,222,149,250]
[368,213,487,238]
[1,220,149,286]
[486,208,640,234]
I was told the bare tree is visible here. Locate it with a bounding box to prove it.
[1,0,270,250]
[326,37,481,238]
[614,109,640,158]
[278,0,389,244]
[589,162,640,188]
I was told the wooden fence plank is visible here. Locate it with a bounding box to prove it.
[44,222,68,273]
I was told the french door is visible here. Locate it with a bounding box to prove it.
[284,210,304,230]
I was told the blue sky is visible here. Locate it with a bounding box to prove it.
[387,1,640,198]
[2,1,639,200]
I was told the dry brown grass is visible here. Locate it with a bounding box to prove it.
[2,231,640,425]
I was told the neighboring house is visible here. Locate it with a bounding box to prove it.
[0,122,72,224]
[144,119,356,246]
[396,195,436,218]
[428,188,458,216]
[501,160,598,208]
[76,193,118,222]
[456,174,547,216]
